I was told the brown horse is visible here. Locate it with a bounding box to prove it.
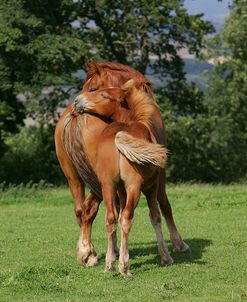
[55,61,190,267]
[74,79,174,275]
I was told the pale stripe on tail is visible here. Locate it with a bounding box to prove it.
[115,131,167,168]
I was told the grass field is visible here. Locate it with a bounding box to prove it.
[0,184,246,301]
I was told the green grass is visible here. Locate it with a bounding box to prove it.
[0,184,247,302]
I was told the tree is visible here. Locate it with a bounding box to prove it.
[78,0,213,76]
[0,0,86,140]
[0,0,213,124]
[204,0,247,182]
[0,0,86,183]
[0,0,215,183]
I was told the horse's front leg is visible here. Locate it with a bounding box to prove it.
[77,191,101,267]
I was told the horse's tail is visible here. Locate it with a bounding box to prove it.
[62,113,102,199]
[115,131,168,168]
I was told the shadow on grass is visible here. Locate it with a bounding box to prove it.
[97,238,212,269]
[129,238,212,269]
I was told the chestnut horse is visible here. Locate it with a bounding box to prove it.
[74,79,174,275]
[55,61,190,267]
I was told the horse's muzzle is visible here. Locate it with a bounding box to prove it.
[73,95,86,114]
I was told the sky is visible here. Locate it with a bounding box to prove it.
[184,0,231,31]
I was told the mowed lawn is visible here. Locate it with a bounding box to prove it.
[0,184,246,302]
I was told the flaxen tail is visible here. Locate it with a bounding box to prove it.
[115,131,167,168]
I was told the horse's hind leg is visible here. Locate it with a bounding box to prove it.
[157,169,191,253]
[77,191,101,267]
[68,176,101,266]
[102,183,119,272]
[68,178,85,226]
[145,185,174,265]
[113,195,121,256]
[119,184,141,277]
[59,157,101,267]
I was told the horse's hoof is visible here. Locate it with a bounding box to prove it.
[119,268,132,278]
[104,265,115,273]
[161,257,174,266]
[77,248,98,267]
[122,271,132,278]
[118,263,132,277]
[77,237,98,267]
[85,254,98,267]
[77,253,98,267]
[173,241,192,254]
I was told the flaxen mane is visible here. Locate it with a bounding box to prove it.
[126,86,155,126]
[124,84,159,142]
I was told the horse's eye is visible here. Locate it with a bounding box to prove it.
[89,86,97,92]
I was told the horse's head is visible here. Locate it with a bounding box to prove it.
[74,80,135,118]
[82,60,152,94]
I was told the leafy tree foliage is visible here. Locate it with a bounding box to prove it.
[0,125,63,184]
[78,0,214,76]
[0,0,215,184]
[0,0,87,184]
[0,0,86,156]
[159,0,247,183]
[0,0,85,93]
[205,0,247,181]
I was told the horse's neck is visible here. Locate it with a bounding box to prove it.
[111,94,153,124]
[111,106,130,123]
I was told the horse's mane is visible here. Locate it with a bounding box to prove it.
[127,86,156,129]
[86,60,153,96]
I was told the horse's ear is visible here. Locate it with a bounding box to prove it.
[121,79,135,96]
[86,59,103,76]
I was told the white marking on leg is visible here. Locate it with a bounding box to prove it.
[119,217,132,277]
[105,223,118,272]
[77,235,98,267]
[152,221,174,265]
[105,240,116,272]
